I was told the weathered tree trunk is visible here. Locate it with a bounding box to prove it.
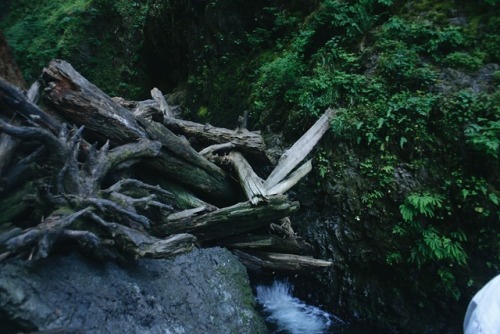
[162,117,267,158]
[158,195,299,240]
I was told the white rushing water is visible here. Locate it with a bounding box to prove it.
[256,280,343,334]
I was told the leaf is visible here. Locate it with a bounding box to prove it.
[399,203,415,221]
[489,193,499,205]
[400,136,407,149]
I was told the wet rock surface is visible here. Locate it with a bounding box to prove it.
[0,247,267,334]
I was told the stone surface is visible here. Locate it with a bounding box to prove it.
[0,247,267,334]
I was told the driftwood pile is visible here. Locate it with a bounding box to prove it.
[0,59,335,271]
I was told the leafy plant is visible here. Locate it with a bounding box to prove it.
[465,119,500,158]
[400,192,444,221]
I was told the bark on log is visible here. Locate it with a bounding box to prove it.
[157,195,299,241]
[233,250,333,271]
[137,117,237,203]
[151,87,173,118]
[264,108,336,190]
[217,234,306,255]
[42,59,146,145]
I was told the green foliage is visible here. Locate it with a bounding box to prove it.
[1,0,150,98]
[316,150,331,179]
[400,192,444,220]
[465,119,500,159]
[443,51,486,71]
[244,0,499,311]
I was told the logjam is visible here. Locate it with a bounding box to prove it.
[0,58,335,271]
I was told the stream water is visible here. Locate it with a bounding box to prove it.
[255,280,345,334]
[254,278,388,334]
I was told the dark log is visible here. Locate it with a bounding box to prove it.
[0,76,60,133]
[2,208,96,260]
[135,177,218,211]
[42,59,146,145]
[88,212,196,259]
[0,125,20,176]
[157,195,299,241]
[217,234,306,255]
[0,146,43,194]
[233,250,333,271]
[0,181,38,225]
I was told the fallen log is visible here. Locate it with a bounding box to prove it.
[233,250,333,271]
[137,117,237,203]
[162,117,267,158]
[158,195,299,241]
[216,234,306,255]
[42,59,146,144]
[0,76,60,133]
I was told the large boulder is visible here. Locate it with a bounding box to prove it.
[0,247,267,334]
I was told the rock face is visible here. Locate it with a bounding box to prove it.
[0,247,268,334]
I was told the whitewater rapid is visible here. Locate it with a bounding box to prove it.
[256,280,344,334]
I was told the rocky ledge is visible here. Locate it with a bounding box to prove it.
[0,247,267,334]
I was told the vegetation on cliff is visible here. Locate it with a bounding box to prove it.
[1,0,499,332]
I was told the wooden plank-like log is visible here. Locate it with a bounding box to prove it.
[263,108,336,190]
[267,159,312,196]
[167,206,208,222]
[233,250,333,271]
[156,195,299,241]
